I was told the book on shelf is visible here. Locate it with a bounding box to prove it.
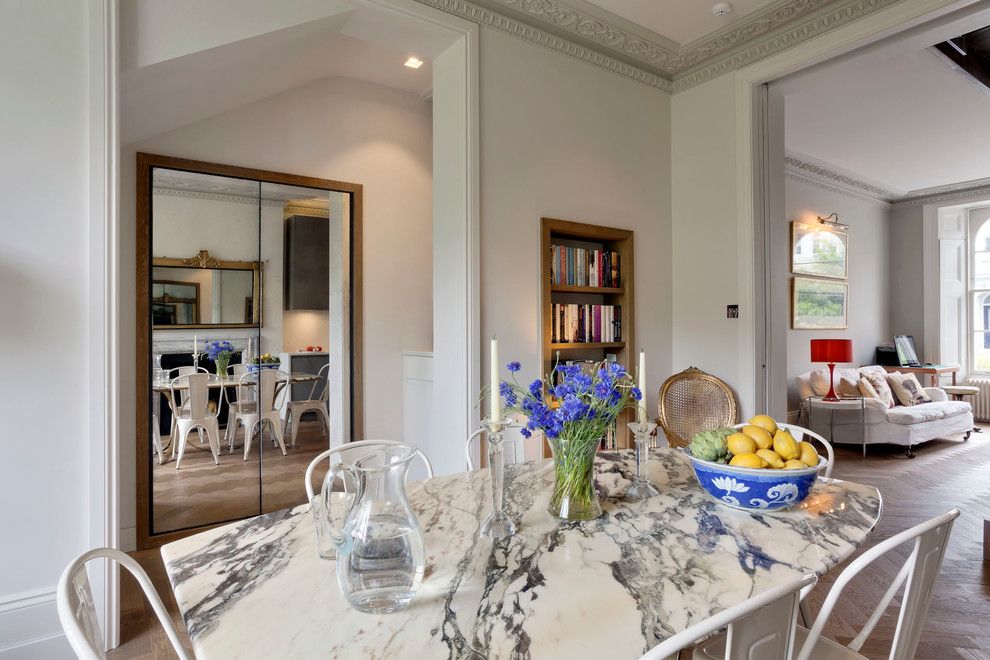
[550,245,620,288]
[551,303,622,344]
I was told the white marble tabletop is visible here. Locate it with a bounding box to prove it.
[161,449,881,659]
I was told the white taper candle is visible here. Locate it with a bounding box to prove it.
[490,336,500,422]
[638,350,647,424]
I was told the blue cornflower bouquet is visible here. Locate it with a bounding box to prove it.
[498,359,642,520]
[205,340,235,377]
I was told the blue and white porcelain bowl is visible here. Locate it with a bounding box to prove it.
[686,453,827,511]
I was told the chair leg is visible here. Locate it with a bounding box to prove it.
[282,409,292,447]
[290,410,302,448]
[964,430,972,441]
[206,419,221,464]
[317,407,331,441]
[271,416,287,456]
[905,445,915,459]
[244,421,257,461]
[175,426,189,469]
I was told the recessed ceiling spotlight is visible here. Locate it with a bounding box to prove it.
[713,2,733,17]
[404,56,424,69]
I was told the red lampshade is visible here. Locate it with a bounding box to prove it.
[810,338,853,364]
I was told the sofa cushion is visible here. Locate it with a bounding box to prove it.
[886,403,946,425]
[934,400,973,418]
[836,375,860,397]
[859,372,895,408]
[810,369,831,396]
[858,365,888,379]
[887,372,932,406]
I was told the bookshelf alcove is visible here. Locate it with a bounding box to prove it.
[540,217,635,454]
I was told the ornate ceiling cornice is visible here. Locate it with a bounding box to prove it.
[890,177,990,209]
[414,0,903,93]
[784,154,898,205]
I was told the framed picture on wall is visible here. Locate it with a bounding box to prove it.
[791,221,848,279]
[792,276,848,329]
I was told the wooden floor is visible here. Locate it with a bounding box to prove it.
[111,430,990,659]
[152,420,329,533]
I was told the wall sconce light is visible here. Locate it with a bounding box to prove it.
[817,211,850,230]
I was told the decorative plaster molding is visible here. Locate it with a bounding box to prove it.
[784,155,898,204]
[671,0,903,91]
[153,186,285,207]
[891,178,990,209]
[786,169,891,207]
[412,0,672,91]
[414,0,903,94]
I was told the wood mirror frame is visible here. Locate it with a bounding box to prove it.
[151,250,263,329]
[136,152,364,549]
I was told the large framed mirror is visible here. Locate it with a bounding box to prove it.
[136,153,363,549]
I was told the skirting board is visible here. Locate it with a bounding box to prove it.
[0,588,72,659]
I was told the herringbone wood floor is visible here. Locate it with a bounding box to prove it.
[110,429,990,659]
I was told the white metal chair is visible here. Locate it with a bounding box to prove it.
[57,547,190,660]
[229,369,287,460]
[640,573,817,660]
[464,423,528,470]
[304,439,435,501]
[170,372,220,469]
[283,363,331,447]
[165,365,209,444]
[224,363,253,444]
[694,509,961,660]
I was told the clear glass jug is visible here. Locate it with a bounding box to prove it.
[319,443,425,613]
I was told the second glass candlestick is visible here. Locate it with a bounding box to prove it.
[480,419,516,539]
[624,421,659,501]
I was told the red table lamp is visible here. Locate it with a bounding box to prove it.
[810,339,853,402]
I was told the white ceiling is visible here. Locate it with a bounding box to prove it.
[585,0,778,46]
[784,28,990,194]
[121,1,459,144]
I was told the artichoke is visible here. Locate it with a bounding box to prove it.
[688,427,734,463]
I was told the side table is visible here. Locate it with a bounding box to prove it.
[805,395,867,458]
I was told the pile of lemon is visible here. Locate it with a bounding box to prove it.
[727,415,820,470]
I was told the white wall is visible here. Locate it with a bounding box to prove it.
[671,76,750,411]
[0,2,88,657]
[120,75,433,543]
[889,204,927,355]
[478,28,672,458]
[783,179,891,411]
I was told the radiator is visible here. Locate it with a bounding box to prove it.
[965,378,990,422]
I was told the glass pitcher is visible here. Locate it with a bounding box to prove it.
[319,443,425,614]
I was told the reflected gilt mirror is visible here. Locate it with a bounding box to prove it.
[136,153,363,549]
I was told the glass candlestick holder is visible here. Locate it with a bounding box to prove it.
[480,418,517,540]
[624,421,659,501]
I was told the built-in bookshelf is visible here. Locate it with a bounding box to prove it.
[541,217,634,454]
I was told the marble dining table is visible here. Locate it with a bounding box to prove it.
[161,448,882,659]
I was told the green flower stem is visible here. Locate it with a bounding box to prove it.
[548,417,613,520]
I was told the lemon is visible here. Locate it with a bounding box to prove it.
[748,414,778,436]
[783,459,808,470]
[773,429,799,461]
[727,433,757,456]
[798,441,819,467]
[729,453,765,469]
[742,425,773,450]
[756,448,784,469]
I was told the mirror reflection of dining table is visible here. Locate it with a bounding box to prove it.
[161,449,881,659]
[153,371,320,416]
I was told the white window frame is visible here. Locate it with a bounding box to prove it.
[968,210,990,376]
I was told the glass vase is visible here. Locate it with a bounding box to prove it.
[215,355,230,378]
[547,431,602,521]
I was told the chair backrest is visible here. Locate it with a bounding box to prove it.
[304,439,435,501]
[166,366,208,404]
[640,573,816,660]
[304,362,331,402]
[228,363,250,378]
[464,425,528,470]
[798,509,960,660]
[57,547,190,660]
[732,422,834,479]
[170,372,209,419]
[259,369,282,412]
[658,366,737,448]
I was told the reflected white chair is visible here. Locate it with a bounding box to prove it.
[166,365,209,444]
[151,413,164,465]
[464,423,528,470]
[224,363,253,444]
[694,509,961,660]
[640,573,816,660]
[170,372,221,469]
[230,369,287,460]
[304,439,435,501]
[283,363,331,447]
[57,547,190,660]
